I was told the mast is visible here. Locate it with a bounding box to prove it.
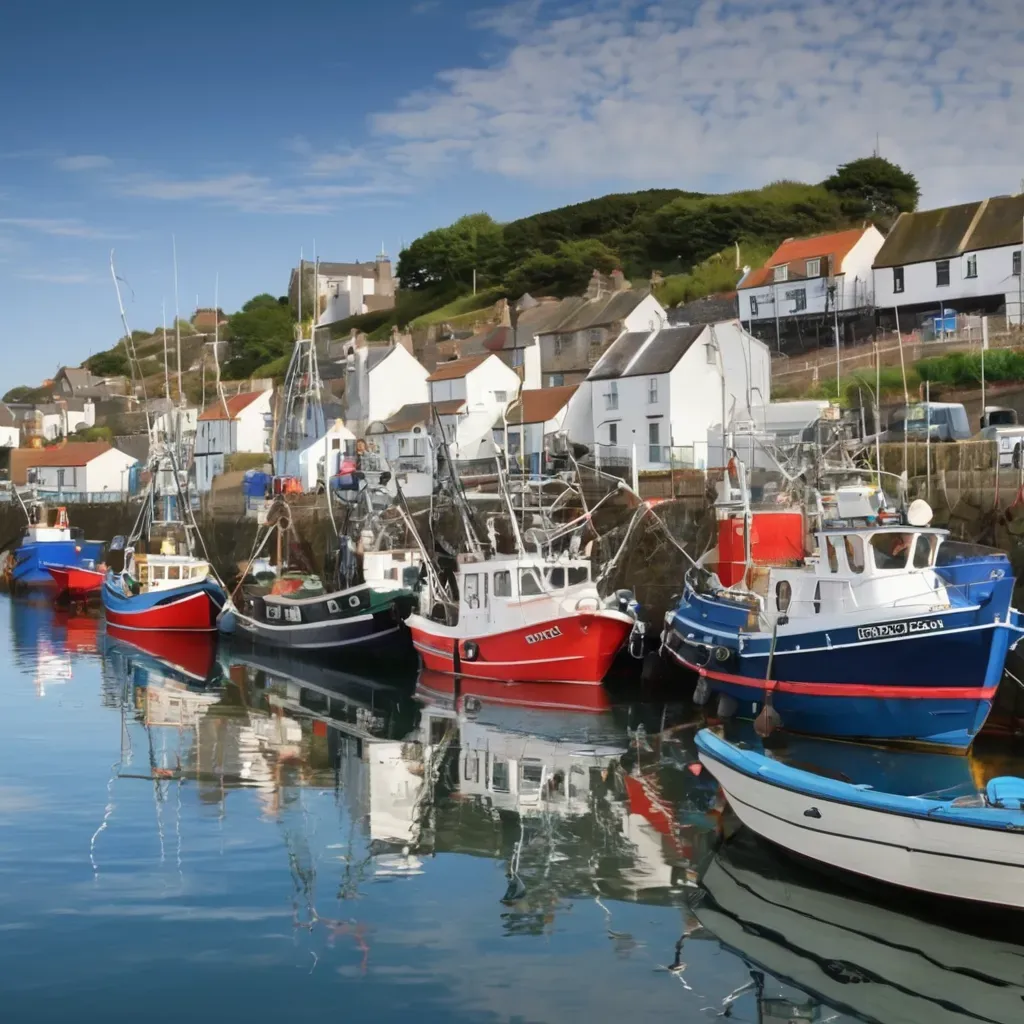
[172,236,183,403]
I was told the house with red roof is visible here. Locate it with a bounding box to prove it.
[17,441,138,497]
[194,389,273,492]
[737,226,884,347]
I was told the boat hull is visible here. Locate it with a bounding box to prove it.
[665,583,1015,749]
[231,585,414,656]
[45,564,105,600]
[696,730,1024,909]
[102,575,225,632]
[9,539,104,589]
[407,610,632,684]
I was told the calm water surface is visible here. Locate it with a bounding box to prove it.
[2,595,1023,1023]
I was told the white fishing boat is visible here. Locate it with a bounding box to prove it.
[695,728,1024,909]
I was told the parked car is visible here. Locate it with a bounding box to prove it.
[974,423,1024,467]
[882,402,972,443]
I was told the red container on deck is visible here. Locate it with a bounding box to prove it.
[715,509,805,587]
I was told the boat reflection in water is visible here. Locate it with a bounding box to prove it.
[10,597,102,694]
[693,831,1024,1024]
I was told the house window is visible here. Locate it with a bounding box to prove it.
[512,348,524,368]
[648,377,658,404]
[1014,250,1022,277]
[605,381,618,410]
[792,288,807,312]
[965,254,978,279]
[805,258,821,277]
[893,267,905,294]
[588,328,603,346]
[773,265,788,283]
[648,421,661,463]
[749,297,758,317]
[936,260,950,287]
[547,374,563,387]
[494,390,507,403]
[491,758,510,793]
[608,423,617,446]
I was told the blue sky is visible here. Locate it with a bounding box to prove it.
[2,0,1022,388]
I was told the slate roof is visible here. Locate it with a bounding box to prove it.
[381,400,465,432]
[0,403,16,428]
[588,331,653,380]
[874,195,1024,269]
[316,261,381,279]
[588,325,708,380]
[427,354,490,382]
[741,229,868,288]
[366,345,398,373]
[198,391,265,421]
[623,325,706,376]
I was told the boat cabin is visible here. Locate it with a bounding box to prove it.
[128,551,212,592]
[759,526,949,624]
[448,554,595,628]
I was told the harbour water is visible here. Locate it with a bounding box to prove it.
[3,594,1024,1023]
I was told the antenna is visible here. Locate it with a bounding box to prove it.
[172,236,183,404]
[109,250,151,440]
[214,273,229,420]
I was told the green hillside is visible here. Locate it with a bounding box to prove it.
[4,156,919,397]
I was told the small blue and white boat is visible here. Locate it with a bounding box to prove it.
[662,471,1021,750]
[695,728,1024,910]
[3,503,104,590]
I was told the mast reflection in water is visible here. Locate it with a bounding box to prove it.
[3,593,1024,1024]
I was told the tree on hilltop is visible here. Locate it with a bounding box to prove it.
[823,156,920,227]
[222,294,295,380]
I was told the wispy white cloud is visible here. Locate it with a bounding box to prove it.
[0,217,126,239]
[55,154,113,172]
[411,0,440,13]
[19,271,94,284]
[367,0,1024,206]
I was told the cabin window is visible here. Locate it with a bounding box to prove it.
[521,761,543,791]
[284,606,301,623]
[167,565,181,580]
[464,574,481,609]
[152,566,165,580]
[813,580,821,614]
[519,569,543,596]
[844,535,865,574]
[912,534,935,569]
[568,566,589,585]
[775,580,791,614]
[494,571,511,597]
[871,532,913,570]
[825,537,839,573]
[491,758,510,793]
[547,567,565,589]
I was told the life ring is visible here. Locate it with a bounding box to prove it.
[462,640,479,661]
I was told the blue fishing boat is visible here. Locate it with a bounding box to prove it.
[3,503,104,590]
[695,728,1024,909]
[661,468,1021,750]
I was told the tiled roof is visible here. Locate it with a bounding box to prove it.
[381,400,465,432]
[315,261,381,278]
[426,354,490,382]
[740,228,868,288]
[19,441,116,467]
[512,385,579,425]
[197,391,265,421]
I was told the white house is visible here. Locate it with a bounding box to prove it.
[586,320,772,471]
[341,340,429,435]
[9,399,96,442]
[873,194,1024,326]
[707,399,833,470]
[737,227,883,335]
[194,390,273,493]
[500,384,579,470]
[290,256,396,327]
[25,441,138,497]
[298,419,357,491]
[426,354,522,460]
[151,403,198,448]
[0,403,19,448]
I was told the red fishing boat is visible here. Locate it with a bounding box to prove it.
[406,552,637,685]
[106,624,219,682]
[45,564,106,601]
[415,668,614,712]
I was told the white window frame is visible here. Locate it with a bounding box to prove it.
[805,258,821,277]
[773,265,788,283]
[648,377,658,404]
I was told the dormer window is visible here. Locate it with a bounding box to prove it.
[805,258,821,278]
[773,265,788,283]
